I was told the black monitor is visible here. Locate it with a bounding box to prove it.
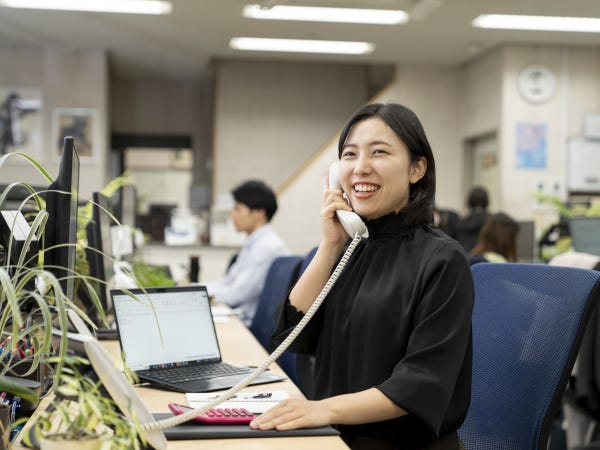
[84,192,116,325]
[44,136,80,301]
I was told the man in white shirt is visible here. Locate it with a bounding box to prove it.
[204,180,290,326]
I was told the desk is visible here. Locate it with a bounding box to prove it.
[12,315,348,450]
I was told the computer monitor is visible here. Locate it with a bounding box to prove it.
[569,216,600,257]
[44,136,80,301]
[84,192,116,325]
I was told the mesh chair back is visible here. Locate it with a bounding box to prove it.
[459,263,600,450]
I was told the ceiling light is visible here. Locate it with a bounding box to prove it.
[473,14,600,33]
[243,4,407,25]
[0,0,172,15]
[230,37,375,55]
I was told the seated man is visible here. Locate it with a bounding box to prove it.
[205,180,290,326]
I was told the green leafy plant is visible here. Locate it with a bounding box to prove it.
[0,154,149,448]
[33,355,146,449]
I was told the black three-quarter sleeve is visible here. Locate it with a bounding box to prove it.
[271,291,326,354]
[376,241,474,436]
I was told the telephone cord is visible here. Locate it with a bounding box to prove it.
[141,233,363,432]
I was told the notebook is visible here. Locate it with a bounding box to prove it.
[111,285,285,393]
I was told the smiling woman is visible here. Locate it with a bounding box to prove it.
[256,103,474,450]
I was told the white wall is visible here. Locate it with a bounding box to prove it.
[212,59,371,197]
[499,46,600,224]
[0,46,108,199]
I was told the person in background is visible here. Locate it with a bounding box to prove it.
[468,212,519,265]
[251,102,474,450]
[456,186,490,252]
[433,206,460,240]
[204,180,290,326]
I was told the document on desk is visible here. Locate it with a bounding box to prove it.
[210,304,243,323]
[186,390,290,414]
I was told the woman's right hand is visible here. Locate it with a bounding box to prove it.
[321,175,352,248]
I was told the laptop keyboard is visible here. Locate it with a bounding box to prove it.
[142,362,252,383]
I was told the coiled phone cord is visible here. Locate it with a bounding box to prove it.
[141,233,363,432]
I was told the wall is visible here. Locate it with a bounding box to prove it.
[0,46,108,199]
[110,75,212,208]
[499,46,600,227]
[212,59,372,197]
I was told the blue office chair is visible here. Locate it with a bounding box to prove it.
[249,255,303,384]
[292,246,318,399]
[459,263,600,450]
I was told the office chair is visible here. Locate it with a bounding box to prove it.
[249,255,303,385]
[544,253,600,449]
[458,263,600,450]
[567,298,600,450]
[293,246,318,399]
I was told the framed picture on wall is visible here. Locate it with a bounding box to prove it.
[52,107,98,163]
[0,87,43,161]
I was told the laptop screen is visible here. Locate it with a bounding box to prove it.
[569,217,600,257]
[111,286,221,371]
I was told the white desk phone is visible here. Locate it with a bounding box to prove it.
[80,163,370,448]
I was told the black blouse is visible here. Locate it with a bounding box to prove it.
[272,212,474,449]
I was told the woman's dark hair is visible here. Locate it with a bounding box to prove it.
[471,213,519,262]
[231,180,278,221]
[337,102,436,226]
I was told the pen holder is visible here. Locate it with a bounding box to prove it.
[3,375,41,415]
[10,358,48,385]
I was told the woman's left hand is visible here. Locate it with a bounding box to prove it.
[249,398,333,430]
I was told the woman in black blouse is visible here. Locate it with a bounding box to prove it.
[250,103,474,450]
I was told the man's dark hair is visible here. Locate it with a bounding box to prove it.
[231,180,278,221]
[467,186,489,210]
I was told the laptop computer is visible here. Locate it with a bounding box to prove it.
[569,216,600,257]
[111,285,285,393]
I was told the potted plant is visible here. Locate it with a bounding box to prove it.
[32,355,145,450]
[0,153,149,448]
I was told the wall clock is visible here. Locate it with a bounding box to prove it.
[517,64,556,104]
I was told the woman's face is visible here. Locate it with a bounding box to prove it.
[339,117,426,220]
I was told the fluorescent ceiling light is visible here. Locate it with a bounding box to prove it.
[473,14,600,33]
[0,0,172,14]
[230,37,375,55]
[243,4,407,25]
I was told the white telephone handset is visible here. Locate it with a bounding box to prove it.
[329,162,368,238]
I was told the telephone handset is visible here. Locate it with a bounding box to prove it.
[328,162,368,238]
[142,165,367,434]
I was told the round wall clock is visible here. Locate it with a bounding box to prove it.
[517,64,556,104]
